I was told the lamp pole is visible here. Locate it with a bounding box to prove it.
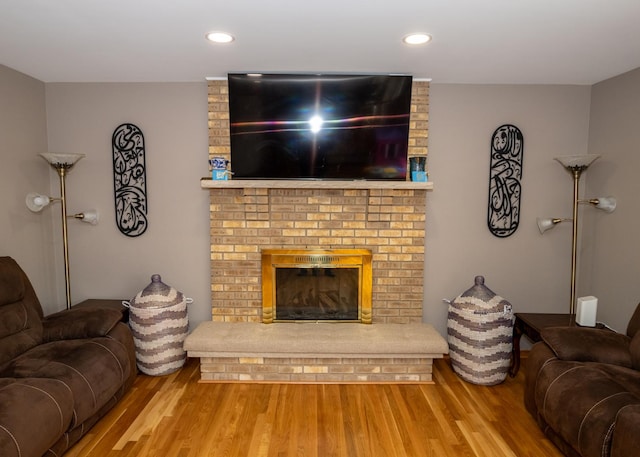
[569,168,582,315]
[555,155,599,315]
[55,164,72,310]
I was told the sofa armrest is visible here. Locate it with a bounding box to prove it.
[524,341,558,417]
[611,404,640,457]
[541,327,633,368]
[43,307,123,342]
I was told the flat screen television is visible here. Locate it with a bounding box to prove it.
[228,73,413,180]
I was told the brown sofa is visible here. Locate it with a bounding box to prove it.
[525,303,640,457]
[0,257,136,457]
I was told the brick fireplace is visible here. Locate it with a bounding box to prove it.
[206,184,428,324]
[189,79,442,382]
[206,79,430,324]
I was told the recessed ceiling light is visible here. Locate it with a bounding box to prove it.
[206,31,235,44]
[403,33,432,45]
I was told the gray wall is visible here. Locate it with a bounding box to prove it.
[3,63,637,334]
[582,67,640,332]
[0,65,57,310]
[44,83,212,326]
[425,84,592,335]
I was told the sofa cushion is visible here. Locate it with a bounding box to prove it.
[43,307,123,342]
[1,336,133,427]
[0,302,43,367]
[0,258,44,369]
[0,257,27,307]
[0,377,74,457]
[536,360,640,457]
[542,327,633,368]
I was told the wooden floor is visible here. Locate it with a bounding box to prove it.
[66,357,563,457]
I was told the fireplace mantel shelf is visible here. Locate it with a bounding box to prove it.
[201,178,433,190]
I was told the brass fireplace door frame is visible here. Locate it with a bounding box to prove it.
[261,249,373,324]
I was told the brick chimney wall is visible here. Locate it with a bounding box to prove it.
[207,79,429,324]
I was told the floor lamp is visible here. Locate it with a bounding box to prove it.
[26,153,99,309]
[536,154,616,315]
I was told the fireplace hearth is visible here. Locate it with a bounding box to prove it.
[262,249,372,324]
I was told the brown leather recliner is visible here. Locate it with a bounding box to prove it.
[0,257,137,457]
[525,303,640,457]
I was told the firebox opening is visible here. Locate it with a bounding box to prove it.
[261,249,373,324]
[275,267,359,321]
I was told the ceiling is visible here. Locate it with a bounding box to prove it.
[2,0,640,85]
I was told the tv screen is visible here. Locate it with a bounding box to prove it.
[228,73,412,180]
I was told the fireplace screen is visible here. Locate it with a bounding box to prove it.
[262,249,372,323]
[275,267,358,321]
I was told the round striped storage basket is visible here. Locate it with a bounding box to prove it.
[126,274,191,376]
[447,276,514,385]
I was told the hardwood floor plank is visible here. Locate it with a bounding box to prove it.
[384,385,431,456]
[67,357,564,457]
[339,385,371,457]
[316,386,341,457]
[418,385,467,449]
[363,385,402,457]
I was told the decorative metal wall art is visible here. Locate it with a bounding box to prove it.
[487,124,523,238]
[112,123,148,237]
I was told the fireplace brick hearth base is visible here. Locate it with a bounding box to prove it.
[184,322,448,383]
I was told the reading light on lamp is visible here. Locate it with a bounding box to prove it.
[25,193,53,212]
[584,196,617,213]
[26,152,98,309]
[538,154,616,315]
[72,210,99,225]
[536,217,567,234]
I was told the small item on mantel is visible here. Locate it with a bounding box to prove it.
[125,274,192,376]
[208,157,230,180]
[446,275,514,385]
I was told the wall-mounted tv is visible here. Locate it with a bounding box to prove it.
[228,73,413,180]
